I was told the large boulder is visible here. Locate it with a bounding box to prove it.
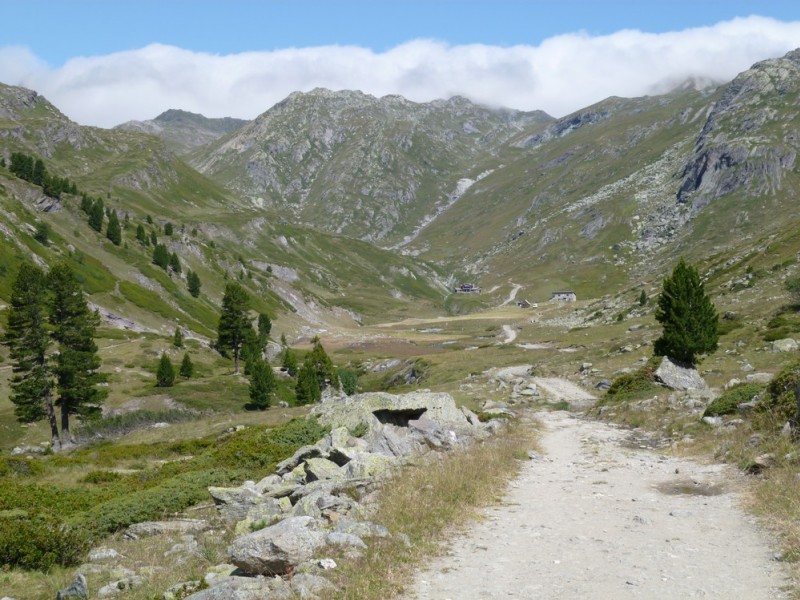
[124,519,208,539]
[185,576,293,600]
[312,391,470,432]
[208,483,278,523]
[772,338,799,353]
[227,516,326,576]
[654,357,707,391]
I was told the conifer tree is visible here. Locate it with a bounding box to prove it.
[173,326,184,348]
[187,270,201,298]
[156,352,175,387]
[216,282,252,374]
[150,230,158,246]
[152,243,170,269]
[248,357,276,409]
[638,289,647,306]
[295,357,321,405]
[136,224,147,245]
[33,222,49,246]
[179,352,194,378]
[308,336,338,390]
[257,313,272,351]
[106,211,122,246]
[47,263,106,442]
[169,251,181,274]
[88,198,104,232]
[281,347,298,377]
[164,222,174,236]
[654,258,719,366]
[3,264,61,448]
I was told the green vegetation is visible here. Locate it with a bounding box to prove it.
[338,368,358,395]
[216,281,252,374]
[703,383,765,417]
[654,258,719,366]
[248,357,276,410]
[600,360,661,404]
[0,514,91,571]
[156,353,175,387]
[179,352,194,378]
[173,326,184,348]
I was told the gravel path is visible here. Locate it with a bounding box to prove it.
[405,411,789,600]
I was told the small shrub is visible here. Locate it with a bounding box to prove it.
[704,383,765,417]
[0,514,91,570]
[338,368,358,395]
[0,457,44,477]
[601,359,661,404]
[349,422,368,438]
[80,470,123,484]
[755,361,800,428]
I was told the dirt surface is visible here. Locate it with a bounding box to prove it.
[532,377,596,409]
[405,411,789,600]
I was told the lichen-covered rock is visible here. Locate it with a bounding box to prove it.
[289,573,336,599]
[654,357,707,391]
[184,575,293,600]
[124,519,208,539]
[208,483,274,523]
[772,338,798,353]
[344,453,396,479]
[304,457,345,482]
[334,518,390,539]
[227,516,326,576]
[56,574,88,600]
[292,490,363,520]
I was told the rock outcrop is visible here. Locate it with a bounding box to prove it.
[654,357,707,391]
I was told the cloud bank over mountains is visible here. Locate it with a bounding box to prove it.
[1,16,799,128]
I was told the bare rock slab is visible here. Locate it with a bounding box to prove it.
[654,356,707,391]
[227,516,326,576]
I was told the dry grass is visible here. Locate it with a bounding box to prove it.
[321,415,540,599]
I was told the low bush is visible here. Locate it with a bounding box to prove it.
[0,456,44,477]
[601,360,661,404]
[755,361,800,429]
[0,481,108,516]
[0,514,91,570]
[80,470,123,484]
[704,383,765,417]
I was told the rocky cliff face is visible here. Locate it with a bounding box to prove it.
[191,89,552,244]
[677,49,800,209]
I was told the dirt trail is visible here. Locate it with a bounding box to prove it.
[405,411,788,600]
[499,283,523,307]
[500,325,517,344]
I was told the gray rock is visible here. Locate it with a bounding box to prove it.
[227,516,326,576]
[184,576,292,600]
[408,417,458,449]
[460,406,481,426]
[325,531,367,549]
[10,445,46,456]
[343,453,397,478]
[124,519,208,539]
[304,457,345,482]
[290,573,336,599]
[595,379,612,391]
[702,416,723,427]
[745,372,774,384]
[56,574,88,600]
[97,576,142,597]
[654,357,707,391]
[163,580,202,600]
[334,519,390,538]
[312,390,470,432]
[209,483,271,523]
[772,338,798,353]
[275,445,323,475]
[88,548,120,562]
[365,420,422,458]
[292,490,363,520]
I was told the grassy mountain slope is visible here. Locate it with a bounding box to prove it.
[190,88,553,244]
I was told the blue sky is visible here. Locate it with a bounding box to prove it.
[4,1,799,65]
[1,1,799,126]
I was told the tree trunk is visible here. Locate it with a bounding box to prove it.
[234,346,240,375]
[60,402,75,445]
[794,379,800,431]
[44,388,61,450]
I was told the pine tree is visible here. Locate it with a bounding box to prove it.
[152,243,170,269]
[308,336,338,390]
[295,357,321,405]
[88,198,104,232]
[179,352,194,378]
[337,368,358,396]
[654,258,719,366]
[80,194,92,214]
[257,313,272,352]
[169,251,181,274]
[280,332,288,348]
[47,263,106,442]
[106,211,122,246]
[164,222,174,236]
[136,224,147,245]
[242,328,261,376]
[150,231,158,246]
[187,270,201,298]
[3,264,61,448]
[156,352,175,387]
[281,347,298,377]
[173,326,184,348]
[638,290,647,306]
[248,357,276,409]
[216,282,252,374]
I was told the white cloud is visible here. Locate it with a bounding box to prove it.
[1,15,799,128]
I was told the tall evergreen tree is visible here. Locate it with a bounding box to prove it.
[164,222,174,236]
[169,251,181,274]
[179,352,194,379]
[106,211,122,246]
[216,282,252,374]
[88,198,104,232]
[150,230,158,246]
[33,222,49,246]
[654,258,719,366]
[135,224,147,245]
[307,336,338,390]
[152,243,170,269]
[187,270,201,298]
[281,347,298,377]
[47,263,106,442]
[173,326,184,348]
[295,357,321,405]
[3,264,61,448]
[156,352,175,387]
[257,313,272,351]
[242,327,261,376]
[248,357,276,409]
